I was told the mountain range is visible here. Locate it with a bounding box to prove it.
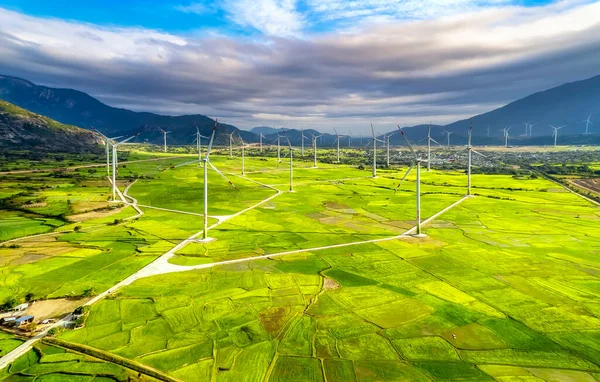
[0,73,599,148]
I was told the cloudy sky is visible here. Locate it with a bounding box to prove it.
[1,0,599,133]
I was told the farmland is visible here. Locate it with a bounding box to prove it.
[1,148,600,381]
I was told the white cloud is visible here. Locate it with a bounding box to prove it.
[0,1,599,133]
[222,0,304,36]
[174,2,209,14]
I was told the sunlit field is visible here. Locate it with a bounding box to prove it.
[1,149,600,381]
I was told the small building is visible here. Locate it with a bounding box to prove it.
[12,303,29,312]
[15,315,34,327]
[0,317,16,325]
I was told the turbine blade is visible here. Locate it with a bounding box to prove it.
[472,150,487,158]
[208,161,238,190]
[394,164,415,194]
[204,119,218,160]
[398,126,417,161]
[370,122,375,137]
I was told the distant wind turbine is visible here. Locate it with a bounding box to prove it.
[501,126,512,147]
[442,130,453,146]
[582,115,594,135]
[94,129,123,175]
[158,128,170,153]
[110,133,140,201]
[202,120,238,241]
[370,122,385,177]
[312,133,323,168]
[550,124,565,147]
[385,131,396,167]
[394,127,427,236]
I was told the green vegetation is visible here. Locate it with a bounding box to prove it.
[0,343,157,381]
[1,149,600,381]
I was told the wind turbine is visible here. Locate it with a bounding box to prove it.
[466,122,488,196]
[110,133,140,201]
[300,128,308,156]
[528,123,536,137]
[501,126,512,147]
[193,125,210,161]
[238,132,246,175]
[333,128,346,162]
[582,115,594,135]
[394,127,426,236]
[283,131,294,192]
[442,130,453,146]
[201,120,238,241]
[523,122,530,136]
[311,133,323,168]
[276,134,284,163]
[384,131,396,167]
[227,132,235,157]
[550,125,565,147]
[158,128,170,153]
[426,124,443,172]
[94,129,122,175]
[486,126,490,137]
[370,123,385,177]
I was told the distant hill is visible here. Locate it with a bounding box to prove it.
[0,74,250,145]
[2,72,599,148]
[443,74,600,140]
[250,126,283,135]
[0,100,103,152]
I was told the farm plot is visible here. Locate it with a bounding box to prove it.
[171,167,463,264]
[0,343,155,381]
[59,173,600,381]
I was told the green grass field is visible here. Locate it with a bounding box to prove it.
[2,150,600,381]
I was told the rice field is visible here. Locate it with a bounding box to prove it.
[1,151,600,381]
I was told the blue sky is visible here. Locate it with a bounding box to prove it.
[1,0,557,35]
[0,0,598,132]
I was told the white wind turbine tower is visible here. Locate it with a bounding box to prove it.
[442,130,453,146]
[523,122,530,136]
[466,122,488,196]
[311,133,323,168]
[384,131,396,167]
[110,133,140,201]
[486,126,490,137]
[201,120,238,241]
[276,134,284,163]
[582,115,593,135]
[158,128,170,153]
[227,132,235,157]
[501,126,512,147]
[333,128,347,162]
[94,129,122,175]
[237,132,247,175]
[528,124,536,137]
[370,122,385,177]
[300,128,308,156]
[550,124,565,147]
[426,124,443,172]
[394,127,427,236]
[283,131,295,192]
